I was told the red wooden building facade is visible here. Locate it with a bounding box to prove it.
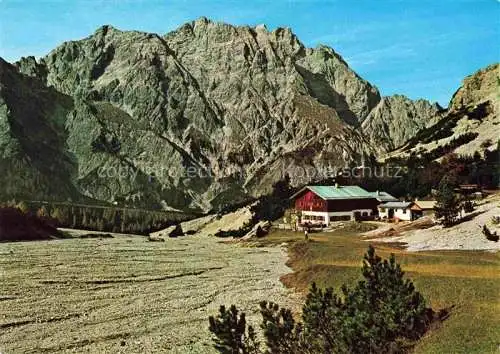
[292,185,378,225]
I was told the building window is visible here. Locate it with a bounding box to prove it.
[362,212,368,216]
[330,215,351,222]
[402,209,407,214]
[380,208,385,212]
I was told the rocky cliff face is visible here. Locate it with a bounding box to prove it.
[450,63,499,110]
[2,18,491,211]
[0,58,80,201]
[362,95,442,152]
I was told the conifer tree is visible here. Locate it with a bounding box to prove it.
[209,246,432,354]
[259,301,305,354]
[434,176,460,227]
[208,305,259,354]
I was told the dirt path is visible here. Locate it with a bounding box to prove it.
[0,234,298,353]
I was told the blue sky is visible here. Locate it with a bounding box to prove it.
[1,0,498,106]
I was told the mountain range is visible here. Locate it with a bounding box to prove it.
[0,18,498,211]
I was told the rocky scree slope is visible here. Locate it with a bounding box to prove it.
[4,18,445,211]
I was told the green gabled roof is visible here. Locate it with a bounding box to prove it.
[292,185,374,200]
[379,201,413,208]
[367,191,398,202]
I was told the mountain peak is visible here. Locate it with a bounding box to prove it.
[450,63,499,110]
[2,19,495,211]
[95,24,117,33]
[255,23,267,31]
[193,16,211,25]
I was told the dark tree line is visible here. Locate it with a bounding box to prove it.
[0,206,62,241]
[1,200,195,235]
[345,144,499,200]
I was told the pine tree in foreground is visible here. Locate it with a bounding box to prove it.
[208,305,260,354]
[208,246,438,354]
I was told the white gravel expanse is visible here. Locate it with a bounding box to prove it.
[0,233,298,353]
[369,194,500,252]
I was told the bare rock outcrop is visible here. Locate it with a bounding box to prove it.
[4,20,377,210]
[450,63,499,110]
[362,95,442,152]
[242,220,272,240]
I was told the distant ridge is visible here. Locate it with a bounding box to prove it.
[0,18,496,210]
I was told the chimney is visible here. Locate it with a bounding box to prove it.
[376,190,380,196]
[335,183,339,189]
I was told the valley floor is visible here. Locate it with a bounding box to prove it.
[0,233,298,353]
[1,220,498,353]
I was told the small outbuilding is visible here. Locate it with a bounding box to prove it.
[411,200,437,218]
[378,201,415,221]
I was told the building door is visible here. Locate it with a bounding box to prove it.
[412,210,422,220]
[388,208,394,219]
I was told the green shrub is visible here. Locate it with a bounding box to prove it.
[208,305,259,354]
[340,221,377,233]
[259,301,306,354]
[482,225,499,242]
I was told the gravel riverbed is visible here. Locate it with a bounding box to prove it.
[0,233,298,353]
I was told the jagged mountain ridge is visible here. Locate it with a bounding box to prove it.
[2,18,481,211]
[362,95,443,152]
[386,63,499,160]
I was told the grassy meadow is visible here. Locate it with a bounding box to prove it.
[253,227,500,353]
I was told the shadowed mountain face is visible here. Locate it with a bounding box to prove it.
[1,18,494,211]
[0,58,79,201]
